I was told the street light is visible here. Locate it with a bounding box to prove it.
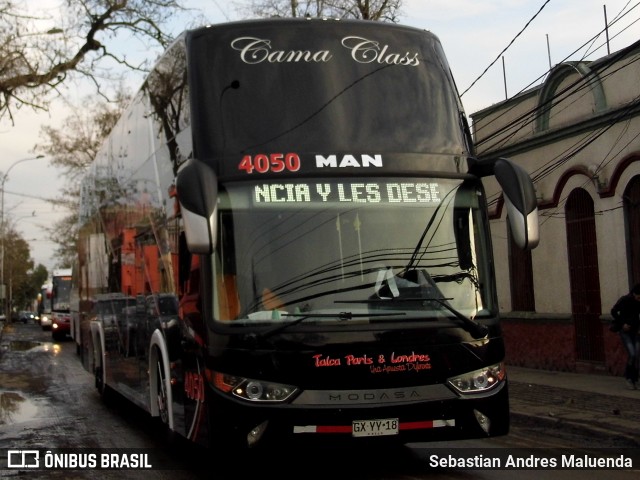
[0,155,45,320]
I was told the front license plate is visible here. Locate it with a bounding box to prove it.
[352,418,399,437]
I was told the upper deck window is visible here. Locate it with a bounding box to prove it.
[187,20,467,164]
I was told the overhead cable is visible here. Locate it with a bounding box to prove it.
[460,0,552,97]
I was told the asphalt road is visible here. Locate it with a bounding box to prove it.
[1,322,638,479]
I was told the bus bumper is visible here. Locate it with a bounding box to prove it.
[206,381,509,448]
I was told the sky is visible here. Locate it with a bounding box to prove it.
[2,0,640,273]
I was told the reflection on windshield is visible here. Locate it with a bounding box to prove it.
[199,25,466,158]
[213,178,492,326]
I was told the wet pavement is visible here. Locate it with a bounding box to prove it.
[0,321,195,479]
[0,325,59,430]
[508,366,640,448]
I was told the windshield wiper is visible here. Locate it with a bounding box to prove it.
[337,297,488,340]
[427,297,488,339]
[257,311,405,339]
[401,187,457,275]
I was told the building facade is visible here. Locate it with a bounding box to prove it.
[471,40,640,375]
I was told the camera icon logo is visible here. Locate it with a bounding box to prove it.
[7,450,40,468]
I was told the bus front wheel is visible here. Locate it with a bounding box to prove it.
[94,358,111,401]
[156,359,169,425]
[94,364,104,393]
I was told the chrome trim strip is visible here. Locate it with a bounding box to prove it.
[292,384,457,406]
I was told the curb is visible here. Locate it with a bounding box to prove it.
[510,411,640,448]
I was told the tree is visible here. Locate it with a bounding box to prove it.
[36,91,129,189]
[15,263,48,314]
[2,227,34,315]
[30,1,404,269]
[0,0,184,124]
[34,92,129,268]
[237,0,404,21]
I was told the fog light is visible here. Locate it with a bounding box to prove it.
[247,421,269,447]
[474,409,491,434]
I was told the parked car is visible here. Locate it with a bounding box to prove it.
[19,311,36,324]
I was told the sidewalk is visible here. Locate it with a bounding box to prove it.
[508,365,640,447]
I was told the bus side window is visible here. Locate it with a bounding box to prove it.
[178,233,190,296]
[179,255,207,340]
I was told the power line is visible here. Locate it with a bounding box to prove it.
[211,0,231,21]
[472,1,640,144]
[3,189,59,203]
[486,91,640,209]
[461,0,553,98]
[480,46,640,157]
[532,116,640,223]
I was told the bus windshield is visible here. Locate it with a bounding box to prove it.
[213,177,495,326]
[188,21,467,164]
[52,276,72,311]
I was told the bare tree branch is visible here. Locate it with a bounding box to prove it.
[33,89,129,268]
[0,0,185,123]
[234,0,402,21]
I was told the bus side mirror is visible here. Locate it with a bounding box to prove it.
[453,182,473,271]
[494,158,539,250]
[176,159,218,254]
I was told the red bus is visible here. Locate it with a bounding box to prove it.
[50,268,72,340]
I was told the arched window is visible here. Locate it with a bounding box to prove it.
[566,188,603,362]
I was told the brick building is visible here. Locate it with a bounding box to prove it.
[471,40,640,375]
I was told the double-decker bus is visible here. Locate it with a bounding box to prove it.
[75,18,539,450]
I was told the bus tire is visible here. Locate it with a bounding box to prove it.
[94,364,113,404]
[95,364,104,393]
[94,343,112,402]
[154,356,179,445]
[156,358,170,426]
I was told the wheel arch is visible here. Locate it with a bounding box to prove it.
[149,329,175,430]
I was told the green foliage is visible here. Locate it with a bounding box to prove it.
[13,263,48,313]
[1,228,45,313]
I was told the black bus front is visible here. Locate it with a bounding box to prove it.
[173,19,536,448]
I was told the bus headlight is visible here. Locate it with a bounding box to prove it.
[245,381,263,400]
[447,363,506,395]
[210,371,298,403]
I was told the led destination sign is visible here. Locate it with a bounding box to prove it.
[253,181,442,205]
